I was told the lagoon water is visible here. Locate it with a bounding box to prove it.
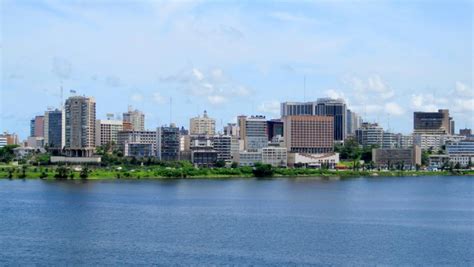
[0,176,473,265]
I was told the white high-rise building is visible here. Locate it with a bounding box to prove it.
[123,106,145,131]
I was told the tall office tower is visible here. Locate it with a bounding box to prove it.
[346,109,361,136]
[239,115,268,151]
[355,122,384,147]
[64,96,96,157]
[190,110,216,135]
[280,98,347,141]
[315,98,347,141]
[449,118,455,135]
[156,124,180,161]
[283,115,334,154]
[413,109,451,135]
[267,119,284,141]
[44,109,63,151]
[123,106,145,131]
[459,129,472,137]
[224,123,239,138]
[95,119,123,147]
[30,115,45,137]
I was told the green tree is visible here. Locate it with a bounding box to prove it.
[54,166,70,180]
[252,163,274,177]
[215,160,226,168]
[231,162,239,168]
[80,167,89,180]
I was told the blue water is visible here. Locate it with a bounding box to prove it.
[0,176,473,265]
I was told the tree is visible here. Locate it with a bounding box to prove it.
[454,162,461,170]
[0,145,19,163]
[231,162,239,168]
[54,166,70,180]
[80,166,89,180]
[215,160,226,168]
[252,163,274,177]
[19,165,27,178]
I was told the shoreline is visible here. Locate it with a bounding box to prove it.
[1,166,473,181]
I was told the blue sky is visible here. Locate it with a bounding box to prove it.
[1,0,473,139]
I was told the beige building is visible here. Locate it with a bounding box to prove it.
[123,106,145,131]
[262,147,287,167]
[64,96,96,157]
[372,146,422,169]
[95,119,123,147]
[283,115,334,154]
[190,110,215,136]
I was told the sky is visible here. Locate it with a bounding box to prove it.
[1,0,473,139]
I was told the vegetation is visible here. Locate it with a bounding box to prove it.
[252,163,274,177]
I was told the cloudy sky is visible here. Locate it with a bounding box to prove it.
[1,0,473,139]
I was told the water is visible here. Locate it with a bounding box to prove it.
[0,176,473,265]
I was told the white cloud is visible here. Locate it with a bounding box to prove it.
[325,89,346,100]
[385,102,405,116]
[258,100,280,116]
[131,93,143,102]
[152,92,166,104]
[161,67,250,105]
[208,95,227,105]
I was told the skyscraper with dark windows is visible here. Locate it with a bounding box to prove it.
[44,109,63,151]
[156,124,180,161]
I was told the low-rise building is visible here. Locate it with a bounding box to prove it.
[446,140,474,167]
[124,143,154,158]
[372,146,421,170]
[239,151,262,166]
[428,154,450,170]
[287,153,339,169]
[191,149,218,167]
[261,147,287,167]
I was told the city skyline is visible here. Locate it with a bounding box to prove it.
[2,0,473,139]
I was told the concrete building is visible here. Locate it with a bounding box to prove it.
[446,140,474,167]
[382,132,397,149]
[124,143,154,158]
[428,154,450,170]
[123,106,145,131]
[413,134,465,151]
[118,130,157,155]
[267,119,284,141]
[459,128,472,137]
[191,150,218,167]
[239,115,268,151]
[395,134,414,149]
[156,125,180,161]
[355,122,383,147]
[190,110,215,136]
[44,109,64,151]
[212,135,232,162]
[261,147,287,167]
[95,119,123,147]
[64,96,96,157]
[283,115,334,154]
[0,137,6,148]
[372,146,422,170]
[224,123,239,138]
[239,151,262,166]
[287,153,340,169]
[413,109,451,135]
[30,115,45,137]
[27,136,44,148]
[0,132,19,145]
[281,98,347,141]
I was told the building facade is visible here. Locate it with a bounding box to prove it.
[261,147,287,167]
[64,96,96,157]
[123,106,145,131]
[44,109,63,150]
[446,140,474,167]
[239,115,268,151]
[413,109,451,135]
[118,130,157,155]
[283,115,334,154]
[372,146,422,169]
[156,125,180,161]
[95,119,123,147]
[355,122,384,147]
[30,115,45,137]
[190,110,216,136]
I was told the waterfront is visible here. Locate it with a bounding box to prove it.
[1,176,473,265]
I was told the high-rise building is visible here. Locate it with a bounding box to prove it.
[123,106,145,131]
[212,135,232,162]
[190,110,215,135]
[95,119,123,147]
[283,115,334,154]
[44,109,63,151]
[346,109,361,136]
[413,109,451,135]
[224,123,239,138]
[156,124,180,161]
[355,122,384,147]
[281,98,347,141]
[30,115,44,137]
[267,119,284,141]
[459,128,472,137]
[64,96,96,157]
[239,115,268,151]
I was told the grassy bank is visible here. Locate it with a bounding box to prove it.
[0,165,473,180]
